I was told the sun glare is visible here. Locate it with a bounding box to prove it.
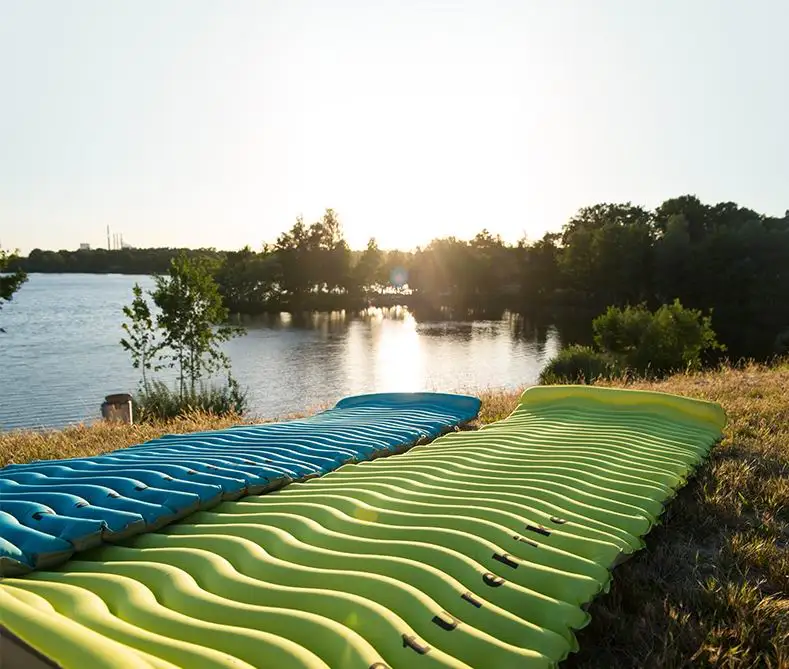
[375,311,423,391]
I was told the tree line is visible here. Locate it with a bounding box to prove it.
[11,246,223,275]
[8,196,789,359]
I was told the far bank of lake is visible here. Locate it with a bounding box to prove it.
[0,274,590,430]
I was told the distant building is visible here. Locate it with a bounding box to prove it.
[121,241,134,250]
[79,243,91,251]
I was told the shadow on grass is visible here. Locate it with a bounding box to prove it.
[566,443,789,669]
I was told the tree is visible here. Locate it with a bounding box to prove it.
[559,203,656,307]
[468,229,512,298]
[353,237,384,293]
[274,216,311,298]
[273,209,352,304]
[0,247,28,332]
[308,208,352,293]
[215,245,280,313]
[410,237,471,304]
[519,232,562,306]
[382,249,413,292]
[650,196,789,358]
[654,195,711,241]
[151,253,244,396]
[120,283,159,391]
[654,214,692,304]
[561,202,654,244]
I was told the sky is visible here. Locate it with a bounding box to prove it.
[1,1,787,254]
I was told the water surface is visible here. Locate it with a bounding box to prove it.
[0,274,562,430]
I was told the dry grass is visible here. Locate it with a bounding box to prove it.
[0,403,329,468]
[480,363,789,669]
[0,412,245,467]
[475,386,525,425]
[2,365,787,667]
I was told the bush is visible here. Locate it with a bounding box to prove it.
[592,299,724,376]
[134,377,248,423]
[539,345,618,384]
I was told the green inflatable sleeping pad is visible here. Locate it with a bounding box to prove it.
[0,385,726,669]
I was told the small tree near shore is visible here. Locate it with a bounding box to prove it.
[120,283,159,391]
[152,253,243,396]
[121,253,246,418]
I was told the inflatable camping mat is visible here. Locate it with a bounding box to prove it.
[0,392,481,576]
[0,386,726,669]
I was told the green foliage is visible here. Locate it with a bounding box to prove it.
[133,378,247,422]
[542,301,724,383]
[0,247,28,332]
[559,203,656,306]
[352,238,385,293]
[120,283,159,390]
[592,300,724,376]
[214,246,280,313]
[539,345,618,384]
[121,254,246,417]
[519,232,561,306]
[10,195,789,360]
[274,209,352,302]
[151,252,244,395]
[408,230,519,311]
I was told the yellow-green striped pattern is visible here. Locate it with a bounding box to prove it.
[0,386,726,669]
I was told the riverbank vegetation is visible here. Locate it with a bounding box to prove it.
[132,378,247,422]
[121,252,247,421]
[9,195,789,360]
[540,301,724,384]
[2,361,787,667]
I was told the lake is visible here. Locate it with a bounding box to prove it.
[0,274,565,430]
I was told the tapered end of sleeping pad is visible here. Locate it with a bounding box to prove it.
[518,385,727,432]
[335,392,482,421]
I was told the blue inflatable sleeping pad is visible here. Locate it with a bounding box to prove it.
[0,392,480,575]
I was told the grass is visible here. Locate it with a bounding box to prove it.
[0,407,326,468]
[0,411,244,468]
[133,378,248,423]
[2,363,788,667]
[482,362,789,669]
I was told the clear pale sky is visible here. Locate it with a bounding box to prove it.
[1,1,787,254]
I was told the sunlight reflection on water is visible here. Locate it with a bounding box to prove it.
[0,275,562,430]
